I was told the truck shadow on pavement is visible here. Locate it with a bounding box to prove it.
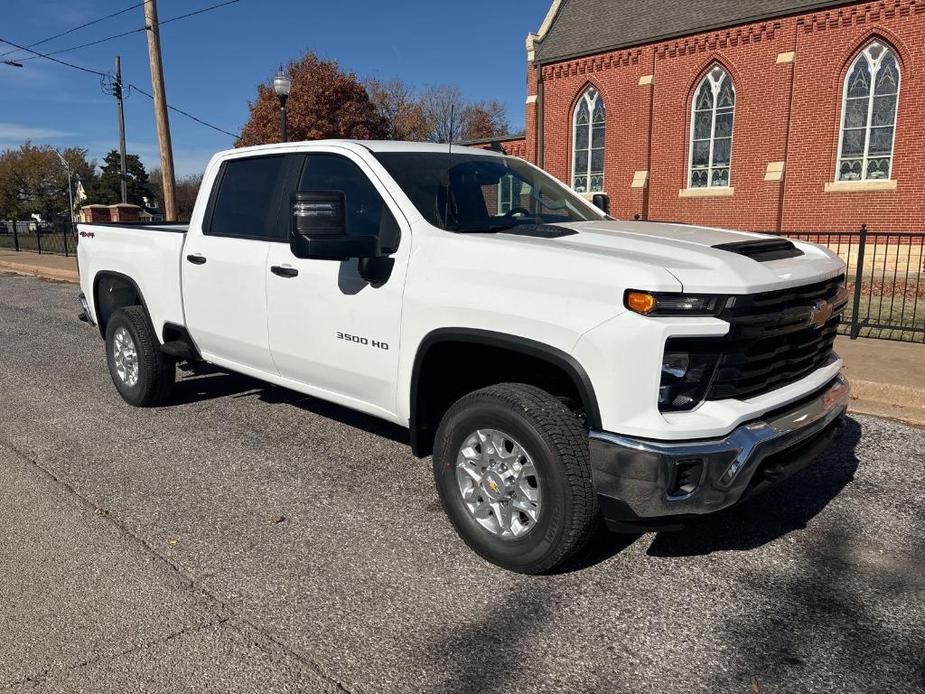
[646,417,862,557]
[169,370,862,565]
[170,369,412,446]
[168,369,264,404]
[557,417,862,571]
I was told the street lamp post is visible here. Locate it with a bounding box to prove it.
[54,150,75,224]
[273,66,292,143]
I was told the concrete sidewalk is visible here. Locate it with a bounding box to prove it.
[1,253,922,425]
[0,249,78,283]
[836,336,925,427]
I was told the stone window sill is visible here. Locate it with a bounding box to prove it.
[678,186,734,198]
[578,191,605,201]
[824,180,897,193]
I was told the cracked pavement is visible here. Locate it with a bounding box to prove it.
[1,272,924,693]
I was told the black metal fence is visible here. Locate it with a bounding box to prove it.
[780,226,925,343]
[0,221,78,257]
[1,219,922,342]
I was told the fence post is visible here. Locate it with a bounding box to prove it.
[62,224,69,257]
[12,222,20,252]
[850,223,867,339]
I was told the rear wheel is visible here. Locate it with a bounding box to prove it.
[433,383,599,574]
[105,306,175,406]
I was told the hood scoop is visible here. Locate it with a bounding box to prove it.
[713,238,804,263]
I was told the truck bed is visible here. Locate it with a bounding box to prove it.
[76,222,188,336]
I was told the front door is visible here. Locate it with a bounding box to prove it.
[182,153,302,376]
[266,151,409,419]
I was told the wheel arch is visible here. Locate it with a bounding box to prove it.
[409,328,601,457]
[92,271,154,338]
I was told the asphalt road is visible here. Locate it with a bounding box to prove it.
[1,272,923,693]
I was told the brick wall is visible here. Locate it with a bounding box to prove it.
[528,0,925,232]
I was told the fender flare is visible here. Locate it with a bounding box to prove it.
[408,328,601,456]
[91,270,154,338]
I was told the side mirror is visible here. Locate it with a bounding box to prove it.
[591,193,610,215]
[289,191,379,261]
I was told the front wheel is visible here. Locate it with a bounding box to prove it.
[105,306,175,407]
[433,384,599,574]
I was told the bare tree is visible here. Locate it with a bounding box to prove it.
[365,78,432,141]
[421,85,468,143]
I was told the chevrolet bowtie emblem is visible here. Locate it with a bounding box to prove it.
[808,300,834,329]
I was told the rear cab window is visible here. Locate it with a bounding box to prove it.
[206,155,303,241]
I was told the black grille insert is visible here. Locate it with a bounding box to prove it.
[667,275,847,402]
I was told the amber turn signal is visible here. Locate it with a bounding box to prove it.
[626,291,657,315]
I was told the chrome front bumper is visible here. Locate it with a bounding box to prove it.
[589,374,850,521]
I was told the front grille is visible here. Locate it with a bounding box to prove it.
[711,275,847,400]
[667,275,847,402]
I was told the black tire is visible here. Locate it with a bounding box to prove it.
[433,383,599,574]
[104,305,175,407]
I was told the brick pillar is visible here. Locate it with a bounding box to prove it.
[109,204,141,222]
[80,205,111,223]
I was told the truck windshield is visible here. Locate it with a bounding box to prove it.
[373,152,606,232]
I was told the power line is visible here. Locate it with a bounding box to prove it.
[18,28,144,62]
[0,36,107,76]
[18,0,242,62]
[128,82,238,138]
[0,36,238,139]
[0,1,150,60]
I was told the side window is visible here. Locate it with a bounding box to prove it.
[299,153,400,253]
[208,155,293,240]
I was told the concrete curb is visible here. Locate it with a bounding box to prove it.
[0,260,78,284]
[847,379,925,428]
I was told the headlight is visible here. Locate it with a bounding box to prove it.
[625,290,726,316]
[659,350,719,412]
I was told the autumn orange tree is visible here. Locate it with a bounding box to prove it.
[236,52,388,146]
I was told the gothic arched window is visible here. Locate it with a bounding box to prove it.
[689,66,735,188]
[837,41,900,181]
[572,87,605,193]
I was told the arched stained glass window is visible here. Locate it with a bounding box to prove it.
[571,87,605,193]
[837,41,900,181]
[688,66,735,189]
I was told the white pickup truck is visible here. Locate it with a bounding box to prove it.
[77,140,850,573]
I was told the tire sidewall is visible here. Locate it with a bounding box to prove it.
[105,310,150,406]
[434,398,576,572]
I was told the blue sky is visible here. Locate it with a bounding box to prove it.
[0,0,549,176]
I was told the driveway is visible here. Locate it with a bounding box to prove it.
[1,273,923,693]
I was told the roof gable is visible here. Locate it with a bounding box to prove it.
[534,0,860,63]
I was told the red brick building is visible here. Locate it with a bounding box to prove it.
[490,0,925,232]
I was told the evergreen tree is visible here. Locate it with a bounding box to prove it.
[86,150,151,206]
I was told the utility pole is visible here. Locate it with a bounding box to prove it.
[114,56,128,204]
[143,0,177,220]
[54,150,75,223]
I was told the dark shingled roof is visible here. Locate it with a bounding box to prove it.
[534,0,860,63]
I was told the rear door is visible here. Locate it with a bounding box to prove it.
[181,153,302,375]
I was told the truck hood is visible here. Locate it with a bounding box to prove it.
[521,220,845,294]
